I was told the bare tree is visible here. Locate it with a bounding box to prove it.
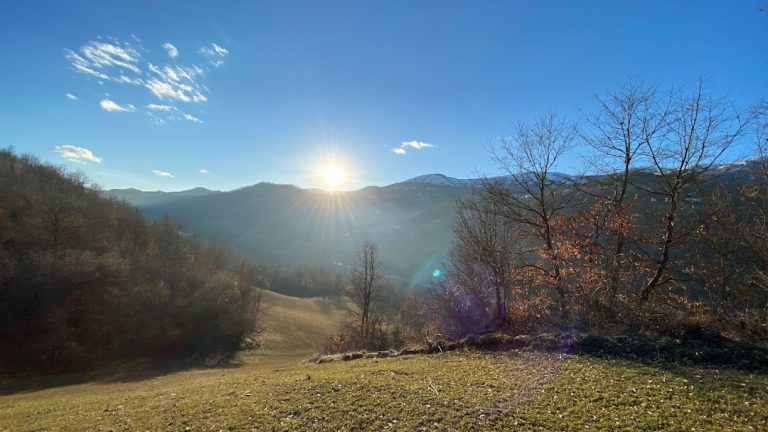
[485,112,578,321]
[581,79,670,297]
[686,101,768,335]
[741,102,768,326]
[452,192,515,326]
[346,240,382,341]
[755,100,768,183]
[639,80,748,301]
[38,172,88,253]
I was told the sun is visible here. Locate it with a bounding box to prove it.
[321,164,345,190]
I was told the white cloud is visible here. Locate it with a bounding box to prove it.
[65,40,142,83]
[147,103,176,111]
[145,79,189,102]
[199,42,229,67]
[152,170,175,178]
[116,75,142,85]
[82,41,141,72]
[65,93,78,100]
[199,169,209,174]
[66,37,227,124]
[144,64,207,103]
[182,113,203,123]
[54,145,102,164]
[66,51,110,80]
[163,42,179,59]
[392,140,434,155]
[401,140,434,149]
[100,98,135,112]
[211,43,229,56]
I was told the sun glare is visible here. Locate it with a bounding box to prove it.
[321,164,345,190]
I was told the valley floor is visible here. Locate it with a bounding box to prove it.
[1,350,766,431]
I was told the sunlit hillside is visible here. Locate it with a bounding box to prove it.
[258,290,345,354]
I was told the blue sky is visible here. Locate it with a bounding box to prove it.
[1,1,766,191]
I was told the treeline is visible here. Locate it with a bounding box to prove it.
[430,80,767,342]
[262,263,344,299]
[0,149,262,372]
[324,82,767,356]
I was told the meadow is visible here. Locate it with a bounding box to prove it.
[1,292,766,431]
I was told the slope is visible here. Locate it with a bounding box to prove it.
[258,290,345,355]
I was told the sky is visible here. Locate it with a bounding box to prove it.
[0,1,766,191]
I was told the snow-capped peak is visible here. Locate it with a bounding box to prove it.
[403,173,469,186]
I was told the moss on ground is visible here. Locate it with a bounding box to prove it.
[1,350,766,431]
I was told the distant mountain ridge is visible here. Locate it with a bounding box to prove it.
[105,177,467,282]
[103,172,567,203]
[104,187,218,207]
[402,173,478,187]
[103,160,763,283]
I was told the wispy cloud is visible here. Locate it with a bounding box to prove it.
[199,43,229,67]
[147,103,176,112]
[65,39,142,82]
[146,104,204,126]
[152,170,175,178]
[182,113,203,123]
[392,140,434,155]
[65,93,78,100]
[55,145,102,164]
[162,42,179,59]
[147,112,167,125]
[66,37,230,124]
[199,169,209,174]
[100,98,135,112]
[401,140,434,149]
[145,63,206,103]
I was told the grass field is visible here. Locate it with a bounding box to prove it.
[256,290,345,355]
[1,351,766,431]
[1,292,766,431]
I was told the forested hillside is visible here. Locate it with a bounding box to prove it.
[0,150,261,372]
[126,181,464,281]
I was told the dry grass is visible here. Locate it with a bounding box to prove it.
[1,294,767,431]
[257,290,345,355]
[1,351,766,431]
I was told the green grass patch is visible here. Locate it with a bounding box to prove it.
[1,351,766,431]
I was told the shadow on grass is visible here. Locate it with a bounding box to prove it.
[337,331,768,375]
[573,333,768,373]
[0,354,246,396]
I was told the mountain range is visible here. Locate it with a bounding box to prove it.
[104,162,764,284]
[105,175,477,283]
